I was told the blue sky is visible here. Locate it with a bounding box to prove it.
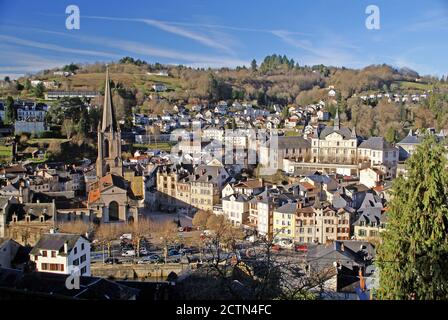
[0,0,447,79]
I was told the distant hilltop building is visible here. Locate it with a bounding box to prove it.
[44,91,99,100]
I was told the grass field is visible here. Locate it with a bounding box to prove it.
[394,81,432,91]
[133,142,175,152]
[28,138,69,145]
[0,145,12,157]
[0,145,13,162]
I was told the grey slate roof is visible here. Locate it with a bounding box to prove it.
[353,207,387,226]
[275,202,299,214]
[0,267,139,300]
[30,233,86,255]
[319,127,356,140]
[276,136,311,150]
[359,137,395,150]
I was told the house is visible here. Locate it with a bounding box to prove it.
[3,200,57,246]
[152,83,167,92]
[359,168,384,189]
[0,238,26,269]
[353,207,387,241]
[222,194,250,227]
[357,137,399,169]
[259,136,311,170]
[273,200,352,244]
[30,231,91,276]
[305,240,375,300]
[317,110,330,121]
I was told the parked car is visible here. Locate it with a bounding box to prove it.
[121,250,136,257]
[295,244,308,253]
[139,248,149,256]
[120,233,132,240]
[105,258,121,264]
[137,255,159,264]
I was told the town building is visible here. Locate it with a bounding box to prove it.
[30,231,91,276]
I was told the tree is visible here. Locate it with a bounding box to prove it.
[251,59,257,72]
[33,82,45,98]
[24,79,32,91]
[63,63,79,73]
[4,96,14,124]
[376,135,448,300]
[61,119,75,139]
[192,210,211,229]
[77,107,89,137]
[4,76,10,82]
[58,220,92,235]
[152,221,181,264]
[385,127,397,143]
[129,218,152,258]
[95,223,125,262]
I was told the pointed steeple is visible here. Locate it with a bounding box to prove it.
[334,107,340,131]
[101,66,117,132]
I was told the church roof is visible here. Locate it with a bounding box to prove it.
[101,67,118,132]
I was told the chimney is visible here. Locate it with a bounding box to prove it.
[64,241,68,254]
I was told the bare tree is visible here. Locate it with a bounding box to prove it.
[58,220,92,236]
[130,218,152,258]
[151,221,181,264]
[94,223,125,263]
[192,210,211,230]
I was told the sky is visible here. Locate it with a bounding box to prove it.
[0,0,448,79]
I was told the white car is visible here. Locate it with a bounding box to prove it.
[121,250,135,257]
[120,234,132,240]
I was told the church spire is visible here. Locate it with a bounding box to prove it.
[334,107,340,131]
[101,66,117,132]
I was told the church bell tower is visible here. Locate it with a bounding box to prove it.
[96,67,123,178]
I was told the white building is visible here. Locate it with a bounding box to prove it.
[222,194,250,227]
[30,231,91,276]
[359,168,384,189]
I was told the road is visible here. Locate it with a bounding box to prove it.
[141,209,194,228]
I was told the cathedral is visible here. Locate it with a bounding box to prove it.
[87,68,140,223]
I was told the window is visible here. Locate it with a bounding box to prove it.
[41,263,48,270]
[42,250,47,257]
[74,247,78,255]
[81,266,87,275]
[81,243,85,251]
[51,251,56,258]
[73,258,79,266]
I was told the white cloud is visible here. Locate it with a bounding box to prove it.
[83,15,235,54]
[0,34,120,58]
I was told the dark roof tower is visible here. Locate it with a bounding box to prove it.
[101,66,117,132]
